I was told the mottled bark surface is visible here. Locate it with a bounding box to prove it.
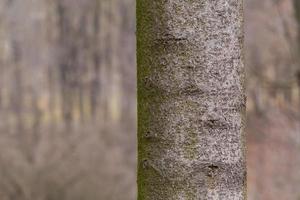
[137,0,246,199]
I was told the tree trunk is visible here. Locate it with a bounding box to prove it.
[294,0,300,44]
[293,0,300,107]
[137,1,246,199]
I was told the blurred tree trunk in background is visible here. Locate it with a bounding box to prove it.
[294,0,300,43]
[137,1,246,199]
[0,0,136,200]
[293,0,300,101]
[245,0,300,114]
[246,0,300,199]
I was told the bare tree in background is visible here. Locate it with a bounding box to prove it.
[293,0,300,94]
[137,0,246,199]
[0,0,136,200]
[246,0,300,199]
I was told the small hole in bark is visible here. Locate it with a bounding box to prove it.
[208,164,219,170]
[144,130,158,140]
[145,131,151,137]
[207,164,220,177]
[144,77,152,87]
[207,119,217,128]
[142,159,149,169]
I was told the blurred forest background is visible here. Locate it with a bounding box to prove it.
[0,0,299,200]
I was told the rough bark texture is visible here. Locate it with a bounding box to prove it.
[137,0,246,199]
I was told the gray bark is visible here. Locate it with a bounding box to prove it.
[137,0,246,199]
